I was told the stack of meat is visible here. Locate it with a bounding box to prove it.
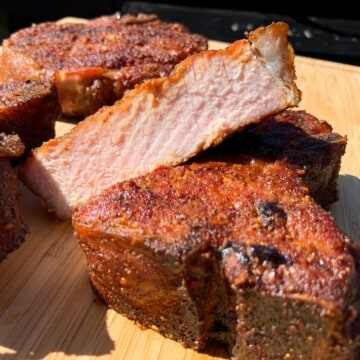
[0,80,61,261]
[0,13,208,260]
[0,13,208,118]
[1,13,359,359]
[18,20,360,359]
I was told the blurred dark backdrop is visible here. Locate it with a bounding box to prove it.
[1,1,359,65]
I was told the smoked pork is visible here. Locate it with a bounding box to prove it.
[0,133,28,261]
[0,13,208,118]
[73,158,359,359]
[207,110,347,207]
[0,80,61,154]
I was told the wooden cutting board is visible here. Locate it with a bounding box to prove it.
[0,39,359,360]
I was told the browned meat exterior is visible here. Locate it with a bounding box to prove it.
[19,22,301,220]
[0,133,28,261]
[0,13,208,117]
[0,81,61,153]
[198,110,347,207]
[0,132,25,157]
[72,159,360,359]
[240,110,347,206]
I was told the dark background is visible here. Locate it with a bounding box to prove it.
[1,1,359,65]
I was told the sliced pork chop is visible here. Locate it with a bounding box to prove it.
[20,22,301,220]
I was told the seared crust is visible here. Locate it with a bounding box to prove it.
[196,110,347,207]
[0,133,28,261]
[0,81,60,153]
[244,110,347,206]
[3,13,206,72]
[0,13,208,117]
[0,132,25,157]
[73,158,359,358]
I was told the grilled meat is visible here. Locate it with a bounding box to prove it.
[0,80,61,153]
[0,133,28,261]
[0,132,25,157]
[198,110,347,207]
[72,158,359,359]
[0,13,208,118]
[19,22,301,219]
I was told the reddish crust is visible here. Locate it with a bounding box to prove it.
[73,158,358,357]
[0,132,25,157]
[3,14,207,72]
[0,81,60,153]
[196,109,347,207]
[0,134,28,261]
[0,13,208,117]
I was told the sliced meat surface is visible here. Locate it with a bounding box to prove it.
[0,80,61,153]
[72,158,360,358]
[0,13,208,118]
[20,22,301,220]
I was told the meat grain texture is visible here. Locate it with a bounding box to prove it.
[0,13,208,118]
[20,22,301,220]
[72,157,360,359]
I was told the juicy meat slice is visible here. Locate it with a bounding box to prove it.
[19,22,301,220]
[198,110,347,207]
[0,133,28,261]
[0,13,208,117]
[72,158,360,358]
[0,80,61,153]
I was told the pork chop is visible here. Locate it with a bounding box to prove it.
[0,133,28,261]
[0,13,208,118]
[72,158,360,358]
[198,110,347,207]
[19,22,301,220]
[0,80,61,154]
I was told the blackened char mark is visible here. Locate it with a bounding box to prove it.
[222,240,289,267]
[254,200,286,230]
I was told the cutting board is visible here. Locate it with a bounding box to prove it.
[0,39,359,360]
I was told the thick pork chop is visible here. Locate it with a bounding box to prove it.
[0,80,61,154]
[0,13,208,118]
[0,133,28,261]
[203,110,347,207]
[20,22,301,220]
[72,158,360,358]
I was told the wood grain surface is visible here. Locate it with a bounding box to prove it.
[0,39,359,360]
